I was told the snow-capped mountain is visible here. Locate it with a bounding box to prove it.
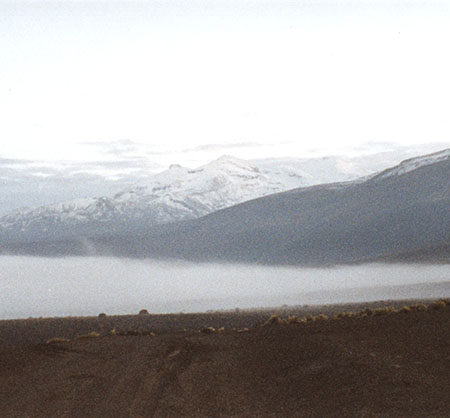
[0,155,308,242]
[2,149,449,245]
[112,155,306,215]
[2,142,447,217]
[3,148,448,264]
[88,147,447,265]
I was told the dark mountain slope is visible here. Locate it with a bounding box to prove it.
[2,150,449,265]
[112,153,450,265]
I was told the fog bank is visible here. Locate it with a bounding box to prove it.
[0,256,449,319]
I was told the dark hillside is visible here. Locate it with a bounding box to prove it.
[1,152,449,266]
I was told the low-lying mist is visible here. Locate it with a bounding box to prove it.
[0,256,449,319]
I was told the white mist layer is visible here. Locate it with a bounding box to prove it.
[0,256,449,319]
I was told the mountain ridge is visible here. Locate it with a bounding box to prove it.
[1,148,449,266]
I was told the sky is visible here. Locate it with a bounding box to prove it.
[1,0,449,168]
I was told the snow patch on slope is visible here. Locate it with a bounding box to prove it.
[377,149,450,179]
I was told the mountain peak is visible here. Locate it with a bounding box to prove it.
[206,154,249,166]
[201,154,259,173]
[215,154,244,163]
[168,163,186,170]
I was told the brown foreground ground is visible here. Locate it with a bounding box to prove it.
[0,300,449,417]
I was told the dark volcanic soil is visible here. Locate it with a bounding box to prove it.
[0,302,449,417]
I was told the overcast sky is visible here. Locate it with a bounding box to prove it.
[1,0,449,169]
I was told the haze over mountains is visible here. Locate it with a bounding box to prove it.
[1,145,448,241]
[1,148,449,266]
[1,142,447,217]
[0,151,407,242]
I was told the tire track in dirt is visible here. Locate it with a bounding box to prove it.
[84,337,164,418]
[130,339,209,417]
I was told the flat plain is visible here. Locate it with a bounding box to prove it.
[0,300,448,417]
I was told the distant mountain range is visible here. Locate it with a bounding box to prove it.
[1,149,449,265]
[0,155,308,243]
[0,149,438,243]
[2,142,447,217]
